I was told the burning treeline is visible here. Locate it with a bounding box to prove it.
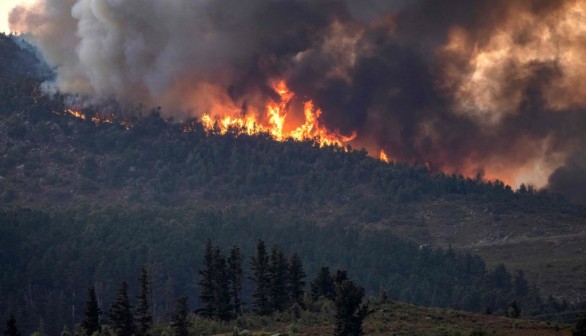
[8,0,586,202]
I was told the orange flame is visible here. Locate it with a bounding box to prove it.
[61,109,131,130]
[380,150,390,163]
[200,80,356,147]
[66,109,86,120]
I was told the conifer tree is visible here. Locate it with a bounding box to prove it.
[334,270,348,286]
[250,239,271,315]
[334,279,369,336]
[107,281,134,336]
[4,315,20,336]
[198,240,215,319]
[574,312,586,336]
[81,286,101,336]
[227,246,243,315]
[171,297,190,336]
[288,252,307,305]
[311,267,334,300]
[135,266,153,335]
[268,245,289,312]
[212,246,232,321]
[506,300,521,318]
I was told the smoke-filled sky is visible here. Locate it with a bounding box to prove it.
[7,0,586,202]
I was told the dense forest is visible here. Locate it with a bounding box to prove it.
[0,33,585,335]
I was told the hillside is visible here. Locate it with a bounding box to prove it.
[1,33,585,334]
[1,73,584,301]
[147,300,574,336]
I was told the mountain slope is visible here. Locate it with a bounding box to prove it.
[0,33,585,334]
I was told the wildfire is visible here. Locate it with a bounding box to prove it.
[61,109,132,130]
[66,109,86,120]
[200,80,356,147]
[379,150,390,163]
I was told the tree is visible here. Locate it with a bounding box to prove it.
[107,281,134,336]
[135,266,153,335]
[268,245,289,312]
[212,246,232,321]
[227,246,243,315]
[81,286,101,336]
[4,315,20,336]
[334,270,348,286]
[513,270,529,299]
[198,240,215,319]
[288,253,306,305]
[250,239,271,315]
[506,300,520,318]
[573,312,586,336]
[170,297,190,336]
[334,279,369,336]
[311,267,334,300]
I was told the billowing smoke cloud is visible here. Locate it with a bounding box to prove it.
[9,0,586,201]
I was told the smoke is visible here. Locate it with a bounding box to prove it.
[9,0,586,201]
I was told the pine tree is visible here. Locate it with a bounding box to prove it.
[287,253,306,305]
[135,266,153,335]
[311,267,334,300]
[268,245,289,312]
[212,246,232,321]
[4,315,20,336]
[107,281,134,336]
[250,239,271,315]
[227,246,243,315]
[334,280,370,336]
[198,240,215,319]
[81,286,101,336]
[334,270,348,286]
[573,312,586,336]
[170,297,190,336]
[506,300,521,318]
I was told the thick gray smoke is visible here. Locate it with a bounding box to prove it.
[9,0,586,202]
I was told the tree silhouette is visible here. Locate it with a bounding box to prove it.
[107,281,134,336]
[250,239,271,315]
[171,297,190,336]
[268,245,289,312]
[82,286,101,335]
[212,246,232,321]
[311,267,334,300]
[288,252,307,305]
[227,246,243,315]
[198,240,215,318]
[135,266,153,335]
[4,315,20,336]
[334,279,369,336]
[573,312,586,336]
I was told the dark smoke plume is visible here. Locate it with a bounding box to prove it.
[9,0,586,201]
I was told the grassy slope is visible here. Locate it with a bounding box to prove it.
[384,199,586,302]
[151,301,573,336]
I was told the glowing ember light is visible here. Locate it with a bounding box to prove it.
[199,80,356,147]
[380,150,390,163]
[60,109,132,130]
[66,109,86,120]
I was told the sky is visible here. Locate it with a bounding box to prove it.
[0,0,36,33]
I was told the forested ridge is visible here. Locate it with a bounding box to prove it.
[1,33,585,335]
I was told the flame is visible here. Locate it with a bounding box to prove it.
[61,109,132,130]
[66,109,86,120]
[200,80,356,147]
[380,149,390,163]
